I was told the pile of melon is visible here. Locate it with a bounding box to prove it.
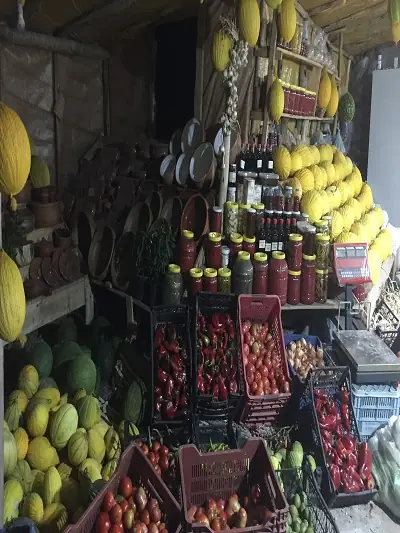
[3,317,139,530]
[274,144,393,286]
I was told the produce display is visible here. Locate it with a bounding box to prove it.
[314,388,375,494]
[95,477,168,533]
[286,491,315,533]
[0,249,26,343]
[154,324,189,420]
[196,312,239,400]
[241,320,290,396]
[286,338,325,381]
[135,438,178,491]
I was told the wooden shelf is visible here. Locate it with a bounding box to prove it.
[277,46,341,81]
[282,299,340,311]
[250,110,334,122]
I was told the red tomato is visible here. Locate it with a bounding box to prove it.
[264,358,272,371]
[141,444,149,456]
[159,445,169,456]
[243,354,248,367]
[264,385,271,395]
[109,525,123,533]
[242,343,250,357]
[244,331,251,345]
[250,323,260,339]
[248,353,257,365]
[260,365,268,377]
[261,376,270,387]
[152,440,161,452]
[110,504,122,525]
[147,452,156,466]
[270,378,277,388]
[247,371,254,385]
[159,454,169,472]
[251,381,258,394]
[256,386,264,396]
[282,381,290,393]
[119,476,133,499]
[154,464,161,476]
[246,362,255,374]
[255,357,263,370]
[96,512,111,533]
[242,320,251,333]
[254,371,261,383]
[119,498,129,514]
[102,491,116,513]
[271,387,279,394]
[259,329,267,342]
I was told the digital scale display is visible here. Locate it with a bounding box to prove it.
[332,243,371,286]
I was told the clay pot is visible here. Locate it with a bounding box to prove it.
[24,278,50,299]
[180,193,209,242]
[31,201,60,228]
[123,201,153,234]
[35,239,53,258]
[53,228,72,249]
[160,155,176,186]
[181,118,204,155]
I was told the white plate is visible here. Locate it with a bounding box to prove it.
[175,153,190,186]
[189,142,214,183]
[181,118,204,155]
[160,154,176,185]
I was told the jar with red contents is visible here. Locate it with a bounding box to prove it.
[243,235,256,257]
[253,252,268,294]
[210,206,223,234]
[269,251,288,305]
[287,270,301,305]
[189,268,203,296]
[229,233,243,261]
[179,230,196,274]
[207,232,222,270]
[203,268,218,292]
[287,233,303,270]
[301,254,316,305]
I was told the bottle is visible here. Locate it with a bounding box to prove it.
[256,144,263,171]
[270,218,278,252]
[291,217,298,234]
[284,186,293,211]
[265,218,272,253]
[293,189,301,213]
[278,219,285,251]
[232,251,254,295]
[257,218,267,253]
[284,218,292,251]
[162,264,183,305]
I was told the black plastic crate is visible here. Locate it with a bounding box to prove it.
[151,305,193,426]
[299,366,377,508]
[192,292,243,419]
[192,415,238,453]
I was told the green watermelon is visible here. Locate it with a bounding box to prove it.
[57,317,78,343]
[53,341,82,369]
[93,342,115,381]
[67,356,97,394]
[39,377,58,389]
[123,376,146,425]
[26,341,53,378]
[339,92,355,122]
[79,346,92,358]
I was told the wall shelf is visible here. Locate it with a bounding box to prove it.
[250,110,334,122]
[277,46,341,81]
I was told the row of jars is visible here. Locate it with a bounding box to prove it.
[281,82,317,117]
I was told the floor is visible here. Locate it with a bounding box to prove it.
[332,502,400,533]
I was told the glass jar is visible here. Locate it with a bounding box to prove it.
[238,203,250,234]
[314,220,329,235]
[227,187,236,202]
[287,270,301,305]
[229,233,243,261]
[162,264,183,304]
[316,268,328,303]
[322,215,332,240]
[179,230,196,274]
[315,233,330,269]
[253,252,268,294]
[243,235,256,258]
[252,203,265,234]
[218,267,232,293]
[301,254,316,305]
[246,208,256,238]
[269,251,288,305]
[287,233,303,271]
[236,172,245,204]
[233,251,254,295]
[303,225,316,256]
[224,202,238,237]
[210,206,223,234]
[207,232,222,270]
[189,268,203,296]
[203,268,218,292]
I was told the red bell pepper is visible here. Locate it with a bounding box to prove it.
[321,428,332,443]
[347,452,358,469]
[326,400,338,417]
[335,438,348,459]
[341,466,363,493]
[358,442,372,481]
[218,376,228,401]
[340,404,351,431]
[314,390,329,403]
[341,435,356,453]
[338,389,349,405]
[328,448,343,467]
[329,464,341,490]
[364,474,375,490]
[318,412,337,431]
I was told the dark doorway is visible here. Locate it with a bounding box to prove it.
[155,17,197,141]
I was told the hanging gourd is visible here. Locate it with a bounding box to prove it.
[326,76,339,118]
[279,0,296,44]
[266,0,283,9]
[270,78,284,122]
[238,0,260,46]
[0,250,26,342]
[0,103,31,210]
[389,0,400,44]
[317,68,332,109]
[212,30,232,72]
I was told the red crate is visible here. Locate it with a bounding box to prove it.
[237,295,291,425]
[64,443,181,533]
[179,438,288,533]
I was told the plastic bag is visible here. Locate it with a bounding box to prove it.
[333,128,346,153]
[391,417,400,450]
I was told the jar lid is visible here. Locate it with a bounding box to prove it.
[189,268,203,279]
[316,268,329,275]
[239,203,251,209]
[225,201,239,210]
[230,233,243,244]
[254,252,268,262]
[221,245,230,256]
[315,220,328,228]
[218,267,231,278]
[183,230,194,239]
[272,251,285,260]
[288,270,301,276]
[303,254,316,261]
[316,233,330,241]
[289,233,303,242]
[238,251,251,261]
[301,213,309,219]
[247,208,256,214]
[213,206,222,213]
[243,235,256,243]
[322,215,332,221]
[208,232,222,243]
[252,203,265,210]
[204,268,217,278]
[168,264,181,274]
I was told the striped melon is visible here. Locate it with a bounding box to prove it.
[238,0,260,46]
[49,403,78,449]
[0,251,26,342]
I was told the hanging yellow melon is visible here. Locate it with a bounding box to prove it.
[274,146,291,179]
[389,0,400,44]
[0,250,26,342]
[279,0,296,44]
[30,156,50,189]
[238,0,260,46]
[318,69,331,109]
[0,103,31,210]
[270,78,284,122]
[326,77,339,118]
[212,31,231,72]
[266,0,283,8]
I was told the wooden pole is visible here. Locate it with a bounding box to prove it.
[194,3,206,122]
[333,33,344,134]
[52,53,60,187]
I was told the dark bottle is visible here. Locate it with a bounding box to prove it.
[256,144,263,172]
[237,144,247,171]
[278,219,285,251]
[257,217,267,253]
[270,218,279,253]
[291,217,298,235]
[265,218,272,254]
[293,188,301,212]
[284,186,293,212]
[284,218,292,251]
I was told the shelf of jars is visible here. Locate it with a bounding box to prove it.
[277,46,341,81]
[250,110,333,122]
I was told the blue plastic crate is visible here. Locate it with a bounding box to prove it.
[357,419,386,442]
[284,334,323,379]
[352,384,400,423]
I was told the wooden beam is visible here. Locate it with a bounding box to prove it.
[261,12,278,144]
[194,2,206,122]
[326,26,346,37]
[309,0,346,18]
[322,0,387,33]
[333,32,343,134]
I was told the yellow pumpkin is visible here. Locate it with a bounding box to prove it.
[0,103,31,210]
[270,78,284,122]
[0,250,26,342]
[326,77,339,118]
[318,69,331,109]
[279,0,296,44]
[212,31,231,72]
[238,0,260,46]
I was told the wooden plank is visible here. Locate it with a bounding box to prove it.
[309,0,346,18]
[282,299,340,311]
[0,195,3,526]
[276,46,340,79]
[261,12,278,144]
[251,110,334,122]
[322,0,387,33]
[194,2,206,122]
[333,33,343,134]
[52,53,60,187]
